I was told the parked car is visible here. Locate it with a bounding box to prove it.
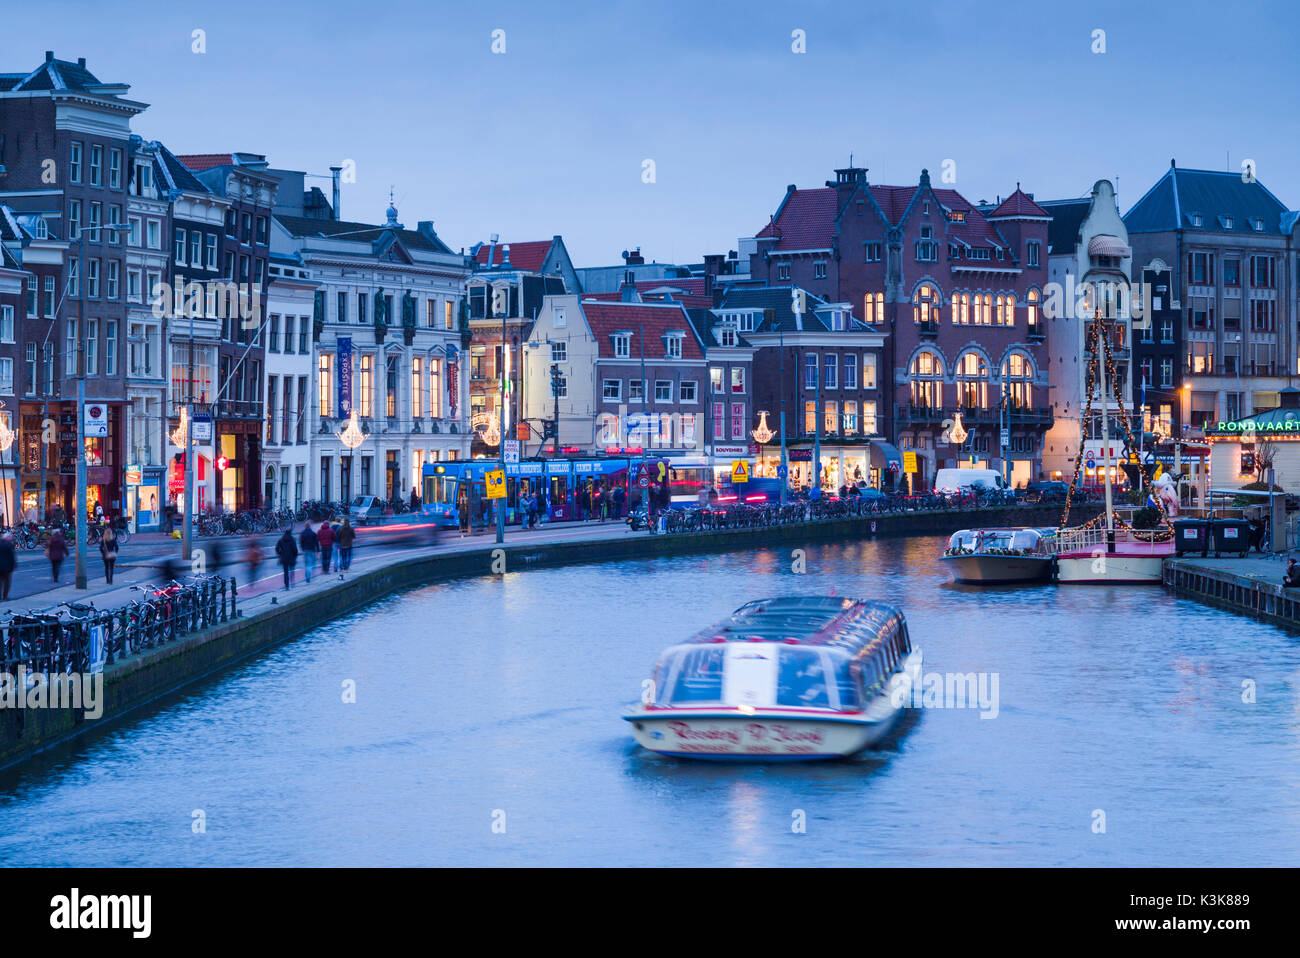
[933,468,1005,495]
[348,495,384,525]
[1022,481,1069,504]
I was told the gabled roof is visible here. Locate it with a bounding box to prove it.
[275,215,451,254]
[147,142,211,195]
[756,179,1012,253]
[988,187,1050,219]
[1124,165,1292,235]
[472,240,554,272]
[756,188,838,250]
[2,54,106,93]
[717,285,842,333]
[580,301,705,360]
[1038,197,1092,254]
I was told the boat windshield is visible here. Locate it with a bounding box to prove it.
[665,646,725,704]
[775,648,831,708]
[948,531,979,550]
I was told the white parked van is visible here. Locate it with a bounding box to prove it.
[933,468,1005,494]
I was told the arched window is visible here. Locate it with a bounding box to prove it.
[909,350,944,409]
[1005,293,1016,327]
[996,294,1006,326]
[981,293,993,325]
[1002,351,1034,409]
[863,292,884,324]
[956,352,989,410]
[951,292,970,325]
[912,284,939,326]
[1026,289,1040,332]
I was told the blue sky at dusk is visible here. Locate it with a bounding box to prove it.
[8,0,1299,265]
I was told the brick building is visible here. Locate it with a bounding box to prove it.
[747,166,1053,488]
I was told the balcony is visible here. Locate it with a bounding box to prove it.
[895,403,948,425]
[917,320,940,337]
[1007,405,1054,426]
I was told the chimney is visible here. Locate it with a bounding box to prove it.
[622,248,644,266]
[502,244,511,266]
[329,165,342,220]
[45,51,54,62]
[619,271,640,303]
[78,58,86,68]
[486,233,499,268]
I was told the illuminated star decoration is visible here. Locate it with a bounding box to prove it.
[750,411,774,444]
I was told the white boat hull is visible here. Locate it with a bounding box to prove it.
[1055,552,1165,584]
[624,654,919,761]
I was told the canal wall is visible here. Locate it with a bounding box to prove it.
[1163,556,1300,631]
[0,503,1086,770]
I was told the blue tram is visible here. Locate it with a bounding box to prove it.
[421,453,779,527]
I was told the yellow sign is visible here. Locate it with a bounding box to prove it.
[903,451,918,474]
[731,460,749,483]
[484,469,507,499]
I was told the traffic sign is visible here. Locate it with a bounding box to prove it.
[503,439,520,464]
[1086,457,1097,470]
[731,460,749,483]
[776,465,788,479]
[903,451,918,474]
[1000,428,1010,449]
[484,469,506,499]
[84,403,108,438]
[192,414,213,442]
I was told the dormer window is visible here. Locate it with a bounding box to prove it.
[948,210,966,223]
[827,310,848,331]
[996,247,1005,261]
[1253,218,1265,232]
[719,327,737,347]
[1223,216,1234,229]
[1191,212,1203,227]
[737,311,758,332]
[612,332,630,358]
[664,333,683,359]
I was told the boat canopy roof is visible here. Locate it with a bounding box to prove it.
[682,596,905,654]
[948,527,1051,550]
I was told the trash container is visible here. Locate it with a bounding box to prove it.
[1172,518,1208,556]
[1209,518,1252,557]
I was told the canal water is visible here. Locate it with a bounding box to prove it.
[2,535,1298,867]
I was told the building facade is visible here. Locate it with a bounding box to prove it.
[272,201,472,504]
[1124,161,1299,439]
[748,166,1053,487]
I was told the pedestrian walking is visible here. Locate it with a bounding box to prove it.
[613,484,626,519]
[244,540,263,589]
[601,486,612,522]
[0,531,16,600]
[275,528,299,590]
[299,521,319,583]
[46,529,68,583]
[457,490,470,537]
[317,519,335,573]
[337,517,356,571]
[99,524,119,585]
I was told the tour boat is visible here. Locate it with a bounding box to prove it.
[940,527,1056,584]
[622,596,921,761]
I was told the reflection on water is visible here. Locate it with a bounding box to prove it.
[1,536,1298,866]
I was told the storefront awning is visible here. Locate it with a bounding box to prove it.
[1087,234,1131,258]
[869,441,903,472]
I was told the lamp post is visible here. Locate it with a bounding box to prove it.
[75,220,128,589]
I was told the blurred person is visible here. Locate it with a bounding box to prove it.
[276,527,299,590]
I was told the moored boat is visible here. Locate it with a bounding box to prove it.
[940,527,1056,584]
[1047,525,1172,584]
[622,596,920,761]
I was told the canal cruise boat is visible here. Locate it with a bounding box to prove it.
[940,527,1057,584]
[623,596,920,761]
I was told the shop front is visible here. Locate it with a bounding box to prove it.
[214,425,261,513]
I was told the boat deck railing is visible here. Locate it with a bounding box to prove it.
[1042,524,1170,555]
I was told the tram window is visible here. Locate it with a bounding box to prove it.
[669,648,725,704]
[776,649,830,708]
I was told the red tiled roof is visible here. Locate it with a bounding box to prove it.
[755,188,837,250]
[580,301,704,360]
[989,188,1050,219]
[474,240,553,272]
[175,153,233,171]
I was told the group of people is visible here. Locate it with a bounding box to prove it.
[270,518,357,590]
[578,483,626,522]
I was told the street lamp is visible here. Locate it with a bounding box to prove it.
[74,220,129,589]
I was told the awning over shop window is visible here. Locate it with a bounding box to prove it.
[869,441,903,472]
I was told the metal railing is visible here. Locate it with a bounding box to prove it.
[1,575,236,677]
